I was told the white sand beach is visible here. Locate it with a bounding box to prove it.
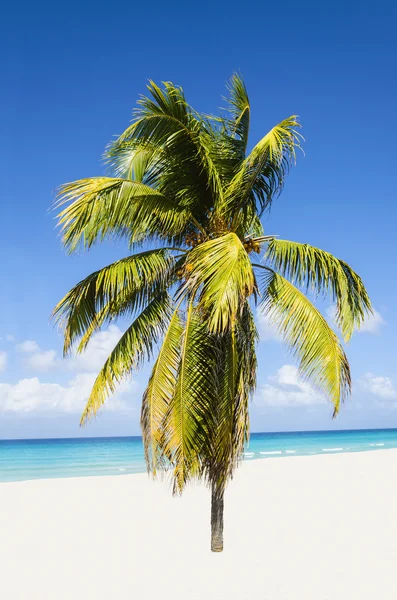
[1,450,397,600]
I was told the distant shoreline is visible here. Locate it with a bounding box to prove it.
[2,426,397,443]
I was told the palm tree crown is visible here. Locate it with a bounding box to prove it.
[53,75,372,551]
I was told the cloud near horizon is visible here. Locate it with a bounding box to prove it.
[0,326,136,414]
[0,372,136,414]
[15,325,124,373]
[359,372,397,400]
[255,365,326,407]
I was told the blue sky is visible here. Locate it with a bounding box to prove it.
[1,0,397,438]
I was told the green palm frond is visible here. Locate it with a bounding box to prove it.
[225,73,250,152]
[244,212,265,239]
[236,302,258,398]
[238,116,302,208]
[209,328,238,493]
[265,239,372,341]
[80,293,173,425]
[56,177,190,251]
[163,301,219,494]
[141,306,184,474]
[136,80,192,126]
[117,81,223,208]
[185,233,254,333]
[207,304,257,494]
[105,142,163,185]
[258,267,351,416]
[219,117,302,233]
[53,249,175,354]
[201,74,251,189]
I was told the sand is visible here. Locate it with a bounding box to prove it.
[1,450,397,600]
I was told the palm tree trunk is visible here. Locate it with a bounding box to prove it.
[211,486,224,552]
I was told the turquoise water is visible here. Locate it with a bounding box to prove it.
[1,429,397,483]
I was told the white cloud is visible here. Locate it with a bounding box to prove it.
[359,372,397,400]
[0,372,136,414]
[256,308,282,342]
[1,326,134,414]
[17,340,40,353]
[255,364,326,407]
[18,341,59,372]
[66,325,123,372]
[359,309,385,334]
[26,349,58,371]
[326,305,385,335]
[17,326,123,374]
[0,351,7,372]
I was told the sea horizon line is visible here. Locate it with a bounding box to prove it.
[2,426,397,443]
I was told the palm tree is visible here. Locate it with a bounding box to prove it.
[53,75,371,552]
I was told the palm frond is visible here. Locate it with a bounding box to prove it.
[185,233,254,333]
[236,301,258,399]
[55,177,190,252]
[105,142,163,185]
[198,74,251,191]
[258,267,351,416]
[163,301,219,494]
[265,239,372,341]
[225,73,250,152]
[206,303,257,493]
[141,306,184,474]
[53,249,175,354]
[80,294,173,425]
[116,81,223,210]
[244,212,265,239]
[208,327,238,493]
[218,117,302,233]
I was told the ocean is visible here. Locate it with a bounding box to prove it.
[1,428,397,483]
